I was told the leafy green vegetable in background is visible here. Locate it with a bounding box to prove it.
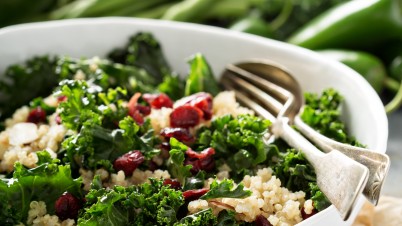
[309,183,331,211]
[185,53,220,97]
[108,32,171,84]
[196,114,270,177]
[0,56,57,121]
[0,150,82,224]
[200,179,251,200]
[79,178,184,226]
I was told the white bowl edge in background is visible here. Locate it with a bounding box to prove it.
[0,18,389,226]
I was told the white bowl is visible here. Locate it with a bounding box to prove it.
[0,18,388,226]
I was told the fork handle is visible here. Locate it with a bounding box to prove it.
[294,115,390,205]
[271,117,325,168]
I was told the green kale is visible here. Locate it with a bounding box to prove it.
[0,55,57,121]
[201,179,251,200]
[196,114,271,175]
[168,138,193,184]
[0,150,82,224]
[158,73,185,100]
[183,171,206,191]
[301,88,363,146]
[29,97,56,115]
[56,57,157,94]
[309,183,331,211]
[56,79,101,131]
[216,210,238,226]
[175,209,217,226]
[62,116,158,171]
[184,53,220,97]
[268,143,316,193]
[108,32,172,84]
[79,179,184,226]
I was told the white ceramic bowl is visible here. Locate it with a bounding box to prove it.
[0,18,388,226]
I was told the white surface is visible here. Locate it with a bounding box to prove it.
[0,18,389,225]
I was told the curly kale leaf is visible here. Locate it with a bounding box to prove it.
[56,79,131,131]
[196,114,271,174]
[0,150,82,224]
[309,183,331,211]
[63,116,158,171]
[56,57,157,94]
[201,179,251,200]
[184,53,220,96]
[175,209,217,226]
[301,88,364,146]
[108,32,171,84]
[79,179,184,226]
[168,138,193,184]
[0,55,57,121]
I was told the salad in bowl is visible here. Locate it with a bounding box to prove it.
[0,31,364,226]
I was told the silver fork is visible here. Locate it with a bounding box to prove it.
[220,60,390,206]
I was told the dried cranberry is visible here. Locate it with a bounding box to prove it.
[184,148,215,174]
[55,114,62,125]
[129,111,144,125]
[163,178,182,190]
[148,161,158,171]
[174,92,213,120]
[113,151,145,176]
[160,127,195,143]
[55,192,81,220]
[183,188,209,201]
[27,107,47,124]
[301,207,317,220]
[143,93,174,109]
[186,148,215,159]
[127,93,141,116]
[136,104,151,116]
[159,142,171,159]
[57,95,67,102]
[170,105,202,128]
[254,215,272,226]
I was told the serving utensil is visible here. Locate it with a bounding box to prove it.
[219,60,390,206]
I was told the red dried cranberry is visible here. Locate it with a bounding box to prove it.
[143,93,173,109]
[148,161,158,171]
[129,111,144,125]
[127,93,141,116]
[183,188,209,201]
[136,104,151,116]
[159,142,171,159]
[27,107,47,124]
[55,192,81,220]
[160,127,195,143]
[184,148,216,174]
[170,105,202,128]
[163,178,182,190]
[186,148,215,159]
[55,114,62,125]
[57,95,67,102]
[113,151,145,176]
[254,215,272,226]
[301,207,317,220]
[174,92,213,120]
